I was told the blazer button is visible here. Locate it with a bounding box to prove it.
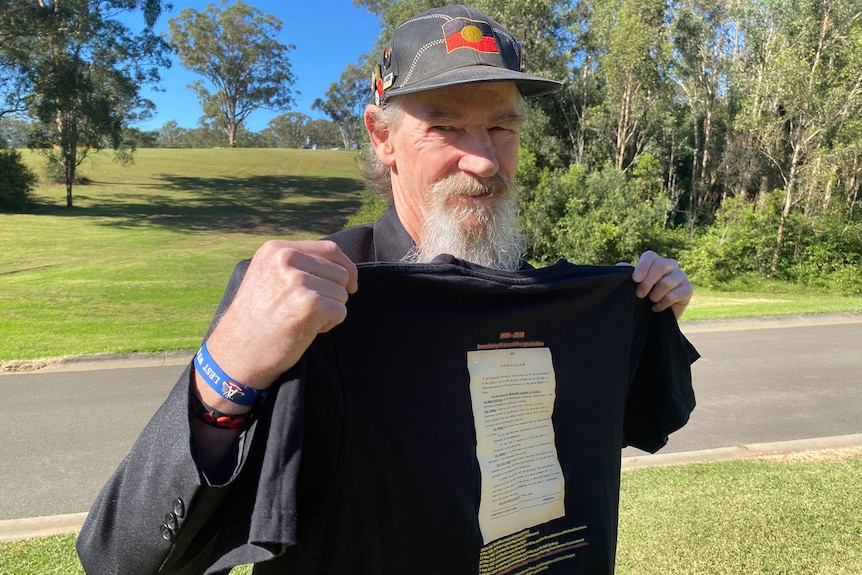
[160,523,175,542]
[173,498,185,518]
[165,512,178,531]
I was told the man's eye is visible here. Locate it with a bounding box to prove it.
[432,125,454,132]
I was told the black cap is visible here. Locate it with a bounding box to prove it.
[373,4,562,104]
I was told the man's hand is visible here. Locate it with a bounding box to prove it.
[620,250,693,319]
[197,240,358,412]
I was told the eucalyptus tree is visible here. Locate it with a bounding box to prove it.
[733,0,862,272]
[584,0,675,172]
[305,119,344,149]
[669,0,736,225]
[0,0,171,207]
[266,112,313,149]
[168,0,297,147]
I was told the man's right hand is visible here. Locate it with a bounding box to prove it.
[195,239,358,414]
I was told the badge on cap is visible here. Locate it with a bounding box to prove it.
[373,60,396,105]
[372,65,384,105]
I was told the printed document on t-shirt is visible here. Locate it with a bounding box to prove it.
[468,347,565,544]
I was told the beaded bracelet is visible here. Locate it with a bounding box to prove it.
[194,341,267,407]
[188,392,253,430]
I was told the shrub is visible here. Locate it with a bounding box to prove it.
[681,192,862,294]
[0,148,37,211]
[791,210,862,295]
[520,155,684,265]
[679,194,779,286]
[344,188,389,228]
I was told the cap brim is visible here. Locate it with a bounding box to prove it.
[385,65,562,99]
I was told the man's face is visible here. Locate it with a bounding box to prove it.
[370,82,525,269]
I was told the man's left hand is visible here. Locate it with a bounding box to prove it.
[620,251,693,319]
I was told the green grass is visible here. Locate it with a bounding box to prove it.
[2,148,365,360]
[682,285,862,321]
[3,147,861,363]
[3,449,860,574]
[617,448,862,574]
[0,533,81,575]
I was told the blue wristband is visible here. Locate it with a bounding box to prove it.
[194,341,266,407]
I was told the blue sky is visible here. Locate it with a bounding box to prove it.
[130,0,383,132]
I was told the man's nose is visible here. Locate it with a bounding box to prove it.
[457,128,499,178]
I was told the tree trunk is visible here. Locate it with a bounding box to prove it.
[688,112,702,224]
[701,103,714,206]
[771,151,800,274]
[65,142,77,208]
[227,122,237,147]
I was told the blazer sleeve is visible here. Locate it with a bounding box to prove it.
[76,260,299,574]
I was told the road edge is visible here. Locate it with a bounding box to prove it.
[3,433,861,542]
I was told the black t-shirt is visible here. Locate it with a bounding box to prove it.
[245,256,697,574]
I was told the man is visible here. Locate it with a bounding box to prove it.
[77,5,695,574]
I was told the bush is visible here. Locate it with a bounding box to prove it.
[681,192,862,294]
[679,193,780,286]
[520,155,685,265]
[0,148,37,211]
[791,210,862,295]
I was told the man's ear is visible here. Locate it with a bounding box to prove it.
[364,105,396,167]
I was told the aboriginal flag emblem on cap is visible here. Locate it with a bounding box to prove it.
[443,17,500,54]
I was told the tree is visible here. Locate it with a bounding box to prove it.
[157,120,188,148]
[1,0,171,207]
[168,0,297,147]
[313,56,373,149]
[124,127,160,148]
[0,54,28,119]
[265,112,312,149]
[584,0,674,172]
[0,115,30,148]
[670,0,735,226]
[305,119,343,149]
[733,0,862,273]
[0,148,37,211]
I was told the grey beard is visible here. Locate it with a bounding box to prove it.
[402,174,525,271]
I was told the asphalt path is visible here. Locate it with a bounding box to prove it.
[2,316,861,523]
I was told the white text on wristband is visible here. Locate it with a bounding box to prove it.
[194,341,266,407]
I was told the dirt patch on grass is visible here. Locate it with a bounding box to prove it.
[0,357,65,373]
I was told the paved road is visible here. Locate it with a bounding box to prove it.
[625,316,862,456]
[2,317,861,522]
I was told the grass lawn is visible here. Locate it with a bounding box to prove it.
[682,287,862,321]
[616,448,862,574]
[2,148,365,361]
[2,448,860,574]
